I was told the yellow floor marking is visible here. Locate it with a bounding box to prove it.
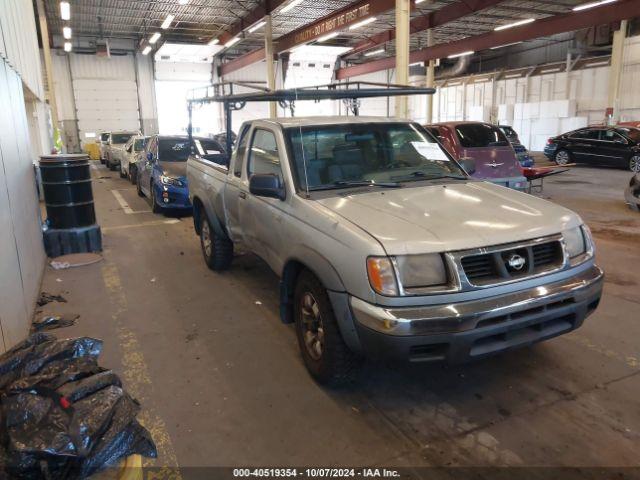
[566,334,639,369]
[102,262,182,478]
[102,219,180,233]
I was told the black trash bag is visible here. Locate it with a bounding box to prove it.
[31,314,78,333]
[0,334,102,391]
[7,357,105,394]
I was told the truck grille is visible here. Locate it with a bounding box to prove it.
[461,240,563,286]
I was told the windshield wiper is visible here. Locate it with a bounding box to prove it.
[394,171,467,182]
[309,180,402,191]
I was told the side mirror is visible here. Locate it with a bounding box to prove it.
[249,174,285,200]
[146,152,153,162]
[459,157,476,175]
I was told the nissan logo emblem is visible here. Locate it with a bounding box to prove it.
[507,254,526,271]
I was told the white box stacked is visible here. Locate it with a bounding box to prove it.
[509,99,583,151]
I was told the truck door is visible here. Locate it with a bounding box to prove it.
[224,126,251,242]
[243,127,286,269]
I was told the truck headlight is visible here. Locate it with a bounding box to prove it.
[394,254,448,289]
[564,225,591,259]
[161,175,183,187]
[367,257,398,296]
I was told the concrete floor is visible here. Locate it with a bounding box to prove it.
[37,162,640,473]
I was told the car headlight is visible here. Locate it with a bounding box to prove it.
[161,175,183,187]
[394,254,448,290]
[564,225,593,259]
[367,254,449,296]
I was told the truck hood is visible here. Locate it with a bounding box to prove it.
[316,181,580,255]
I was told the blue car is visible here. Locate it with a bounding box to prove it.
[136,135,193,213]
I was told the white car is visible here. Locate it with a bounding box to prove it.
[99,132,110,164]
[105,131,138,172]
[120,135,149,182]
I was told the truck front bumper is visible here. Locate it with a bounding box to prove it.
[348,265,603,363]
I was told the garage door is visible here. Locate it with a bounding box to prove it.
[70,55,140,141]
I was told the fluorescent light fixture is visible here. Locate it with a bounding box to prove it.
[364,48,385,56]
[178,0,189,4]
[494,18,535,31]
[149,32,161,44]
[161,14,175,29]
[349,16,377,30]
[60,1,70,20]
[248,20,266,33]
[317,31,339,43]
[281,0,303,13]
[224,36,240,48]
[208,38,220,46]
[410,61,423,66]
[64,41,72,52]
[586,60,610,67]
[448,50,474,59]
[505,72,523,79]
[63,26,72,39]
[415,0,427,3]
[573,0,616,11]
[540,67,561,73]
[490,41,522,50]
[142,45,152,55]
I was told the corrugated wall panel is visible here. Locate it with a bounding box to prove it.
[0,0,44,100]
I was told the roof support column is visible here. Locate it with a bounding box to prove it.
[35,0,61,151]
[607,20,627,125]
[264,14,277,118]
[425,28,435,123]
[395,0,410,118]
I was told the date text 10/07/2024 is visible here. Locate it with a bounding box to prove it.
[232,468,401,478]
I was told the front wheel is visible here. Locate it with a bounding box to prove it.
[294,270,361,386]
[119,165,127,178]
[150,182,162,214]
[130,165,137,185]
[199,210,233,271]
[555,149,571,166]
[629,155,640,173]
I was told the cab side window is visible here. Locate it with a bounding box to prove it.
[233,126,250,178]
[247,129,282,181]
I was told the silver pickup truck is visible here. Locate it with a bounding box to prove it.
[187,116,603,384]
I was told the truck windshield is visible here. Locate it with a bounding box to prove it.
[286,123,465,191]
[101,133,110,142]
[455,124,509,148]
[112,133,134,144]
[159,138,191,162]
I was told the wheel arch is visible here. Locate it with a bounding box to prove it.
[279,250,346,324]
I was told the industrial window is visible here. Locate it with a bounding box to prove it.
[248,129,282,180]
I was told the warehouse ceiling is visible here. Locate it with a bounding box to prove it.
[40,0,597,61]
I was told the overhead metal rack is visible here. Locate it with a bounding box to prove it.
[186,81,436,158]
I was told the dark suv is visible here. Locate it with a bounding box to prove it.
[545,126,640,172]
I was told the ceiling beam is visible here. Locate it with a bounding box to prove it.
[336,0,640,79]
[215,0,290,46]
[346,0,506,57]
[221,0,409,76]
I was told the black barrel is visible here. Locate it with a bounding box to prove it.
[40,154,96,229]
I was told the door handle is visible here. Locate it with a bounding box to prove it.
[239,191,247,199]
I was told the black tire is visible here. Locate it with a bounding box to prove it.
[119,166,126,178]
[136,177,144,197]
[150,182,162,214]
[130,166,137,185]
[199,210,233,271]
[100,158,105,165]
[554,149,571,166]
[294,270,361,386]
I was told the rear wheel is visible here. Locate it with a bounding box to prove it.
[119,164,126,178]
[199,210,233,271]
[629,155,640,173]
[294,270,360,386]
[129,165,137,185]
[555,149,571,166]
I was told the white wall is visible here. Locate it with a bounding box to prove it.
[0,0,47,352]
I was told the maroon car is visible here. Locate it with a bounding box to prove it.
[426,122,527,191]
